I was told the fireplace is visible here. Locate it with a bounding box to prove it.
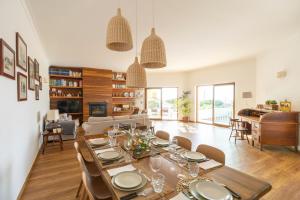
[89,102,107,117]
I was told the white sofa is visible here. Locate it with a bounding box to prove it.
[82,114,151,135]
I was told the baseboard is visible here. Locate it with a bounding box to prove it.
[16,144,42,200]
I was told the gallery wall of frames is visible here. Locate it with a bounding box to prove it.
[0,32,42,101]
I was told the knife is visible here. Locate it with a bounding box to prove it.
[120,192,137,200]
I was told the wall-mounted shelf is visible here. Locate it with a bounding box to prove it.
[50,86,82,89]
[49,75,82,79]
[50,96,83,99]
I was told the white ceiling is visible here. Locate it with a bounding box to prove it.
[25,0,300,72]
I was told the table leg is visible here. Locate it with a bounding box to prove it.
[43,135,48,154]
[59,134,63,151]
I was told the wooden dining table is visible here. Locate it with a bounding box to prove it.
[84,134,271,200]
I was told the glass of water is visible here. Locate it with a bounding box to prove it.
[109,135,117,147]
[151,173,165,193]
[177,156,187,168]
[188,162,199,178]
[149,155,162,173]
[170,138,178,160]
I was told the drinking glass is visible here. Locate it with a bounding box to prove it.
[170,138,178,160]
[123,139,132,151]
[188,162,199,178]
[109,135,117,147]
[177,156,187,168]
[149,155,162,173]
[151,173,165,193]
[131,123,136,134]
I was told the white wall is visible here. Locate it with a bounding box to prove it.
[186,59,257,121]
[0,0,49,199]
[256,31,300,111]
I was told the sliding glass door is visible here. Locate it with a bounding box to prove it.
[146,88,178,120]
[197,83,235,126]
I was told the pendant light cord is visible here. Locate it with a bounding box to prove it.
[135,0,138,56]
[152,0,155,28]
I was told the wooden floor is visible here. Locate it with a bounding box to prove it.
[21,121,300,200]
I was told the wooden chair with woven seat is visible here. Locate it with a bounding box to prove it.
[155,130,170,141]
[77,153,112,200]
[174,136,192,151]
[229,118,250,144]
[74,142,101,198]
[196,144,225,165]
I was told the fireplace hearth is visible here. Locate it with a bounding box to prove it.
[89,102,107,117]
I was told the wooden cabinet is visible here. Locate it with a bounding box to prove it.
[239,108,299,151]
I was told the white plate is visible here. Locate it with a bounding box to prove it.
[189,180,233,200]
[89,138,108,146]
[114,171,143,189]
[112,173,147,191]
[153,139,169,146]
[98,151,120,160]
[183,151,206,161]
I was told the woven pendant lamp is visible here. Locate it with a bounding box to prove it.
[106,8,133,51]
[140,29,166,68]
[126,57,147,88]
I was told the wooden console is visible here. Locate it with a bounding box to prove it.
[238,108,299,151]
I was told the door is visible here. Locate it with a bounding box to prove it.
[197,83,235,126]
[146,88,178,120]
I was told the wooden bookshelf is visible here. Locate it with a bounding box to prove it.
[112,71,136,116]
[49,66,83,122]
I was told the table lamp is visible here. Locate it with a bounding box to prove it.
[47,109,59,123]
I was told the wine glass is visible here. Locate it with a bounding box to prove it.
[149,155,162,173]
[170,138,178,160]
[131,123,136,134]
[113,123,119,133]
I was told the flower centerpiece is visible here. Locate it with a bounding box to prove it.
[125,130,152,158]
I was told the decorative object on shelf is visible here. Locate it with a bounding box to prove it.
[28,56,35,90]
[35,84,39,100]
[34,59,39,80]
[106,8,133,51]
[178,91,192,122]
[126,0,147,89]
[280,100,291,112]
[39,76,42,90]
[17,72,27,101]
[141,0,166,68]
[264,100,278,110]
[16,32,27,71]
[0,39,15,80]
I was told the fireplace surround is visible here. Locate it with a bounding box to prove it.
[89,102,107,117]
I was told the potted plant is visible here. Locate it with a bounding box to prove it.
[177,91,192,122]
[265,100,278,110]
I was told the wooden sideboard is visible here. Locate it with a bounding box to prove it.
[238,108,299,151]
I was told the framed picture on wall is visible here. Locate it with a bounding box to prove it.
[17,72,27,101]
[35,84,39,100]
[0,39,15,80]
[28,56,35,90]
[16,32,27,72]
[39,75,42,90]
[34,59,39,80]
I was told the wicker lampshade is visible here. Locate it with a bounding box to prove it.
[141,28,166,68]
[106,8,133,51]
[126,57,147,88]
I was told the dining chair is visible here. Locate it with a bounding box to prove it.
[77,153,112,200]
[155,130,170,141]
[74,142,101,198]
[196,144,225,165]
[229,118,250,144]
[174,136,192,151]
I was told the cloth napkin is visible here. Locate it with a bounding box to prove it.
[162,144,181,151]
[199,159,222,170]
[89,138,106,143]
[107,164,136,176]
[170,192,190,200]
[94,148,114,155]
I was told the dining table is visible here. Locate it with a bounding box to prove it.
[84,134,272,200]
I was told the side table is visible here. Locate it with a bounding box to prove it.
[42,129,64,154]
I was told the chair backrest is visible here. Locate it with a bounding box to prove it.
[82,172,96,200]
[196,144,225,165]
[156,130,170,141]
[174,136,192,151]
[76,152,90,175]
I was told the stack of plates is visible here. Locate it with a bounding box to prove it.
[189,180,233,200]
[98,150,122,161]
[112,171,147,191]
[152,138,170,147]
[89,138,108,147]
[182,151,206,162]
